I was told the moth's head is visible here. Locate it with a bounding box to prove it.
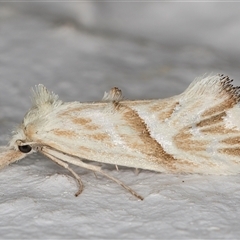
[0,128,34,170]
[9,126,36,154]
[8,84,63,155]
[0,116,42,169]
[0,84,63,169]
[0,116,43,169]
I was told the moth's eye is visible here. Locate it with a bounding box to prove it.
[18,145,32,153]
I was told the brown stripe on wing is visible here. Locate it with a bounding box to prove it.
[72,117,100,131]
[173,126,209,152]
[52,129,79,138]
[72,117,92,125]
[202,101,236,118]
[222,137,240,145]
[201,124,239,135]
[88,133,113,142]
[118,102,193,172]
[149,100,179,121]
[196,112,226,128]
[219,148,240,156]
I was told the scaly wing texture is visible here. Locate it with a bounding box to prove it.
[129,74,240,174]
[17,74,240,174]
[26,101,166,172]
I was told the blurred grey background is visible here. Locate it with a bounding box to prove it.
[1,2,239,102]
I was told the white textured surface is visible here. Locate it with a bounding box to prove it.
[0,3,240,239]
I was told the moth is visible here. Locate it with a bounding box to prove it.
[0,74,240,200]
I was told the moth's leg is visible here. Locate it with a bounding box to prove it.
[42,151,84,196]
[71,159,143,200]
[134,168,141,175]
[95,165,143,200]
[41,147,144,200]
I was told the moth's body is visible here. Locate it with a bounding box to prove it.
[1,74,240,199]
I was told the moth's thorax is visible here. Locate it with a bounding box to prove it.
[9,106,52,150]
[24,122,38,140]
